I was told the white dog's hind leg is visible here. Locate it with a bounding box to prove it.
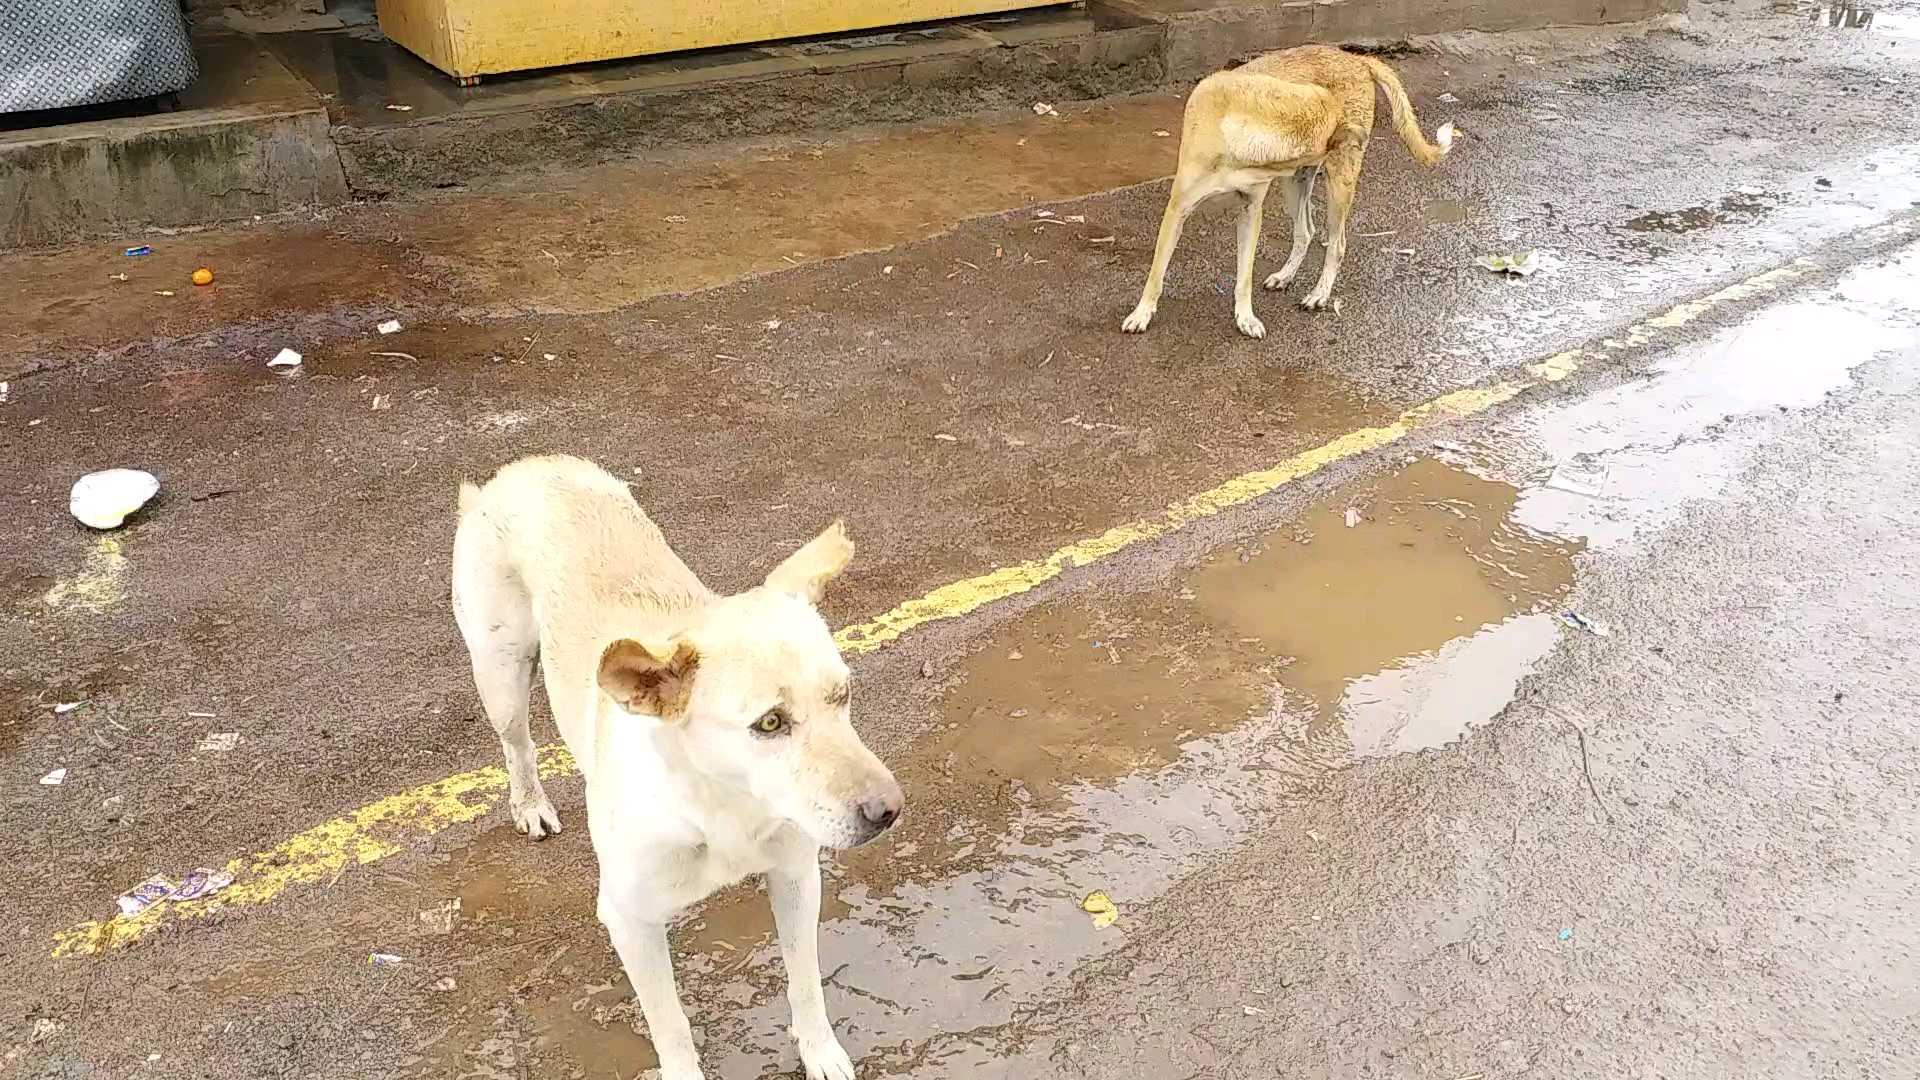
[769,851,855,1080]
[452,516,561,839]
[601,895,705,1080]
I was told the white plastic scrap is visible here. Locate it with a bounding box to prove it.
[1560,611,1613,637]
[377,319,402,335]
[40,768,67,786]
[268,348,303,368]
[196,732,240,753]
[113,869,233,918]
[117,875,173,916]
[69,468,159,530]
[1031,102,1059,116]
[171,868,234,902]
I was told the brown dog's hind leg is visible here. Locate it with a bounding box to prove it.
[1264,169,1317,292]
[1300,141,1364,311]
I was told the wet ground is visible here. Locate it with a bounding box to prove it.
[5,3,1920,1078]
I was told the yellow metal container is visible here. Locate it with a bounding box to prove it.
[377,0,1059,83]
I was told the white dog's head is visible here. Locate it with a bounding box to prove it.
[596,521,904,849]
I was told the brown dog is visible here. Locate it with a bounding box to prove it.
[1121,46,1454,338]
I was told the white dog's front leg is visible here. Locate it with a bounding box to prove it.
[599,895,704,1080]
[768,852,855,1080]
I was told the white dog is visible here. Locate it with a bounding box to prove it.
[451,455,904,1080]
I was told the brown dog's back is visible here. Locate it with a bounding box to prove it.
[1235,46,1447,166]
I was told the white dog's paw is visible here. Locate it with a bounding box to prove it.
[1299,289,1335,312]
[1120,304,1155,333]
[1235,310,1266,339]
[509,794,562,840]
[1263,268,1296,291]
[795,1028,856,1080]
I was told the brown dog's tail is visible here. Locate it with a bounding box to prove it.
[1362,57,1450,167]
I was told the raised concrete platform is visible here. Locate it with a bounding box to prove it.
[264,5,1165,194]
[0,32,348,247]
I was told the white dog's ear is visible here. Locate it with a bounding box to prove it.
[764,519,854,604]
[597,637,700,719]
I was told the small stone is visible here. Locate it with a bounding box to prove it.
[920,660,934,678]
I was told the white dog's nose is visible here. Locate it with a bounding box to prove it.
[858,783,904,833]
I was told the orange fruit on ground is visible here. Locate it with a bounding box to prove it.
[191,268,214,286]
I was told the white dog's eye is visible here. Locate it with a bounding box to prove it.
[752,708,791,736]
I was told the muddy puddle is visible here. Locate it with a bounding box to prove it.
[1194,459,1576,756]
[649,460,1577,1076]
[1507,243,1920,548]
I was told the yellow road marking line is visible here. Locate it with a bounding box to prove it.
[52,258,1815,958]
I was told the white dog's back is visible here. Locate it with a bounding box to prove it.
[457,454,710,620]
[453,455,711,777]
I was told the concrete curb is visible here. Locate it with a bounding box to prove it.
[0,104,349,247]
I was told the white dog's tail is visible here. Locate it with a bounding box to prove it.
[1362,57,1453,166]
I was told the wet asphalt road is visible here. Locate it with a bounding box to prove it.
[5,4,1920,1078]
